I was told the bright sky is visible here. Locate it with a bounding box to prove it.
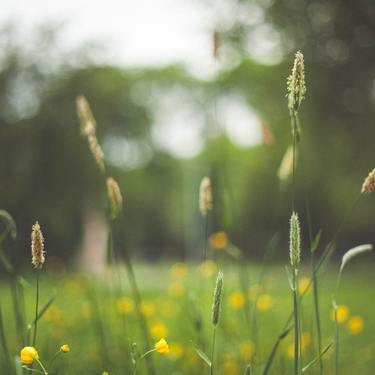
[1,0,278,159]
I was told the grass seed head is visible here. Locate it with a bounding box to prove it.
[106,177,123,219]
[31,221,45,269]
[199,176,213,217]
[212,270,223,326]
[361,168,375,193]
[287,51,306,116]
[289,212,301,268]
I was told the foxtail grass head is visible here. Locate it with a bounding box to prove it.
[31,221,45,269]
[287,51,306,116]
[199,176,213,217]
[361,168,375,193]
[289,212,301,268]
[106,177,123,219]
[212,270,223,326]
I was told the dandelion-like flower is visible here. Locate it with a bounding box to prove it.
[287,51,306,115]
[106,177,123,219]
[154,338,170,354]
[60,344,70,353]
[199,176,213,217]
[212,270,223,326]
[31,222,45,269]
[20,346,39,365]
[361,168,375,193]
[289,212,301,268]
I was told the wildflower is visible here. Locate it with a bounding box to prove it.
[330,305,349,323]
[361,168,375,193]
[151,323,168,340]
[106,177,123,219]
[199,176,213,216]
[60,344,70,353]
[347,315,364,334]
[256,294,273,311]
[222,358,239,373]
[240,340,255,361]
[289,212,301,268]
[20,346,39,365]
[168,282,185,298]
[228,291,245,309]
[31,221,45,269]
[199,260,217,278]
[210,231,229,250]
[116,297,134,315]
[212,271,224,326]
[301,332,312,350]
[298,277,310,294]
[287,51,306,115]
[169,263,188,278]
[154,338,169,354]
[286,343,295,359]
[102,372,109,375]
[139,301,155,317]
[169,342,183,360]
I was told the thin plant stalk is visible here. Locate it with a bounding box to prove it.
[210,327,217,375]
[32,271,39,347]
[292,269,299,375]
[203,214,209,262]
[311,251,323,375]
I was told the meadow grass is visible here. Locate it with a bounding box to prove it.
[0,261,374,374]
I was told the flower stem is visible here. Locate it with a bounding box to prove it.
[293,269,299,375]
[210,327,216,375]
[32,271,39,347]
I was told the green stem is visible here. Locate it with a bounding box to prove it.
[210,327,216,375]
[36,359,48,375]
[311,253,323,375]
[32,271,39,347]
[293,269,299,375]
[141,349,156,359]
[334,303,339,375]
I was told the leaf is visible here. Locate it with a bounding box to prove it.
[310,229,322,253]
[28,291,57,327]
[194,346,212,367]
[302,343,332,372]
[285,266,295,291]
[0,210,17,242]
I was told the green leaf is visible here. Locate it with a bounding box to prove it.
[28,291,57,327]
[310,229,322,253]
[302,343,332,372]
[194,346,212,367]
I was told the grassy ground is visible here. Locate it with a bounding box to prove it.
[1,259,374,375]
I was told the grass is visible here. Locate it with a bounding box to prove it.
[0,261,374,375]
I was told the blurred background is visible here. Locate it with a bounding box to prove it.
[1,0,375,270]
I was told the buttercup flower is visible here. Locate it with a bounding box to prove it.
[210,231,229,250]
[155,338,170,354]
[20,346,39,365]
[347,315,364,334]
[60,344,70,353]
[330,304,349,323]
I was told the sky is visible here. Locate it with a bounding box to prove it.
[1,0,278,159]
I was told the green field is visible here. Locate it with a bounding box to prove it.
[1,260,374,375]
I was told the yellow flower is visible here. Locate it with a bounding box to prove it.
[330,305,349,323]
[286,343,295,359]
[20,347,39,365]
[170,263,188,278]
[140,301,155,317]
[228,291,245,309]
[222,358,239,374]
[169,343,183,360]
[298,277,310,294]
[347,315,364,334]
[102,372,109,375]
[116,297,134,315]
[199,260,217,278]
[168,282,185,298]
[151,323,168,340]
[301,332,312,349]
[240,340,255,361]
[60,344,70,353]
[155,338,169,354]
[210,231,229,250]
[256,294,273,311]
